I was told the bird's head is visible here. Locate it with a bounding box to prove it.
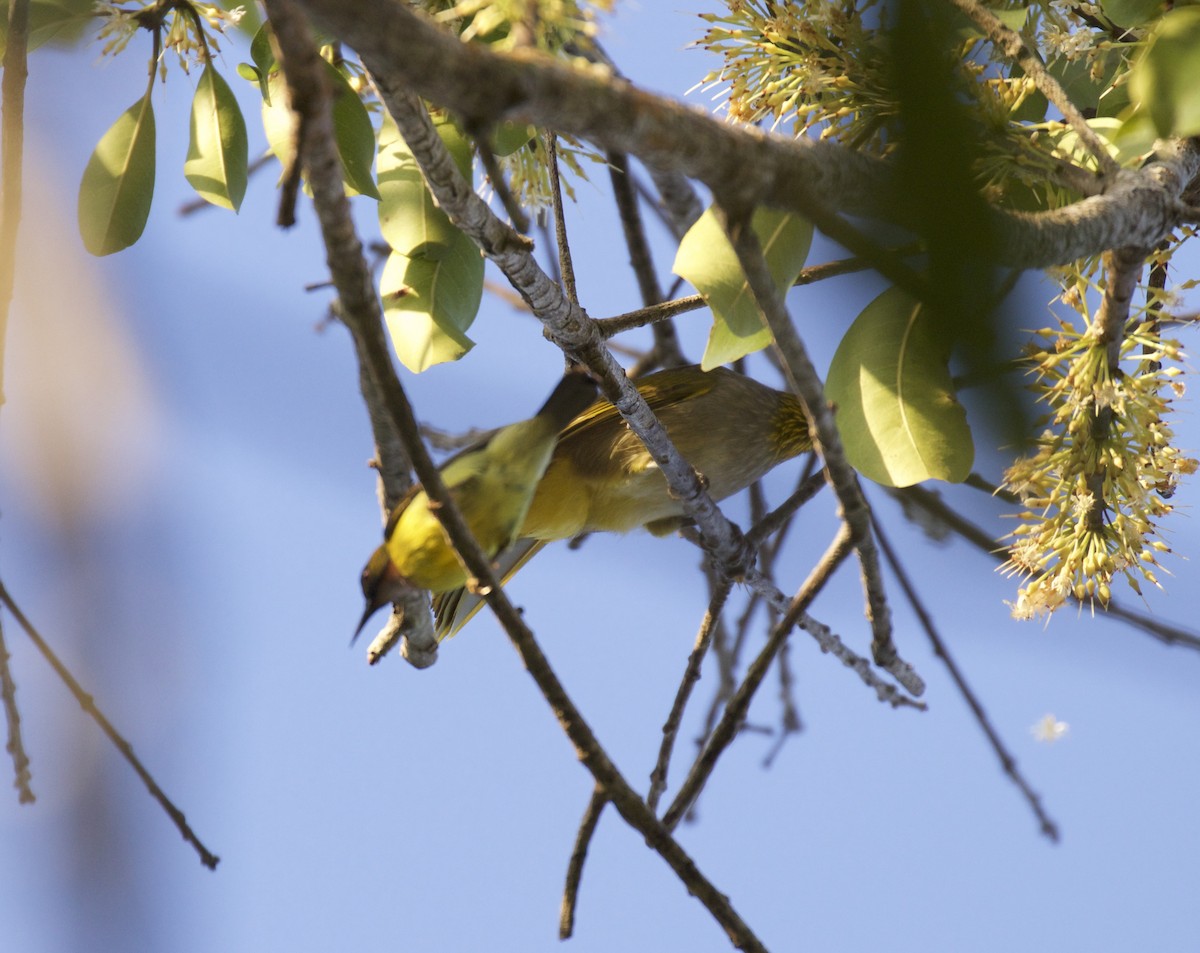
[353,545,409,643]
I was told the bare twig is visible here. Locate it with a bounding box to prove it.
[0,579,219,867]
[475,135,531,234]
[871,515,1060,841]
[0,614,33,803]
[178,152,274,216]
[892,485,1200,650]
[1094,244,1148,368]
[648,575,735,813]
[608,150,686,366]
[544,131,578,304]
[596,248,918,339]
[662,526,860,831]
[559,785,608,940]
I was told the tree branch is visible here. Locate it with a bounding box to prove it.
[297,0,1200,270]
[0,579,219,867]
[871,514,1060,841]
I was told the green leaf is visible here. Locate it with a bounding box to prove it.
[327,62,380,200]
[378,111,472,258]
[380,230,484,372]
[825,287,973,487]
[0,0,92,58]
[1100,0,1163,28]
[78,93,156,256]
[249,22,276,101]
[262,64,380,200]
[1129,7,1200,137]
[185,65,249,211]
[672,207,813,370]
[261,70,296,179]
[492,121,535,156]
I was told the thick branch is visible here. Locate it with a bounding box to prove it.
[297,0,1200,270]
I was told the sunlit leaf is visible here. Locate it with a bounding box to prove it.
[826,286,973,487]
[378,111,472,258]
[673,207,813,370]
[261,63,380,200]
[380,230,484,372]
[1129,7,1200,137]
[327,62,380,200]
[261,70,296,179]
[78,93,156,256]
[185,64,249,211]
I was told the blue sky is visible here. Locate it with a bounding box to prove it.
[3,4,1200,952]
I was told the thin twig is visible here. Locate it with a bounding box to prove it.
[559,785,608,940]
[608,150,686,366]
[0,579,219,867]
[662,526,856,831]
[542,131,582,306]
[892,485,1200,650]
[475,135,531,234]
[1094,244,1148,369]
[596,247,918,339]
[648,576,734,813]
[178,152,274,216]
[871,514,1060,841]
[0,614,33,802]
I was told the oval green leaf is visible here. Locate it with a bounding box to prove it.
[249,22,276,101]
[378,111,471,258]
[380,229,483,373]
[185,65,249,211]
[78,93,156,256]
[327,62,380,200]
[672,206,813,370]
[261,70,296,181]
[1100,0,1163,28]
[1129,7,1200,138]
[825,286,973,487]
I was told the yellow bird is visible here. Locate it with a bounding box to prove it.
[433,365,812,638]
[355,369,598,639]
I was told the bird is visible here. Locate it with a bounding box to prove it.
[355,368,599,640]
[432,364,813,638]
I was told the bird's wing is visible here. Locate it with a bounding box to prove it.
[556,364,718,442]
[432,538,548,640]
